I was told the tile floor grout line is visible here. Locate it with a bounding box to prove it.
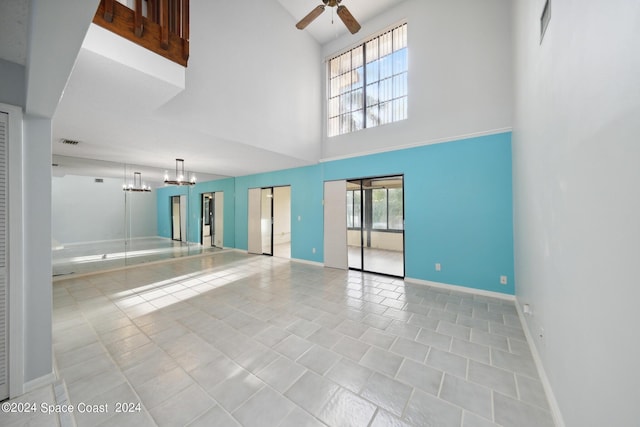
[57,294,158,426]
[53,253,553,427]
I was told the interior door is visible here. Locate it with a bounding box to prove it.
[202,193,213,246]
[324,180,348,269]
[273,186,291,259]
[214,192,224,248]
[261,188,273,255]
[248,188,262,254]
[179,195,187,242]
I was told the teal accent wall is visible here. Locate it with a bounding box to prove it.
[157,178,236,247]
[156,132,514,294]
[234,165,324,263]
[323,133,514,294]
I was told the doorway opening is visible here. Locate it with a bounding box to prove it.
[201,192,224,247]
[347,175,404,277]
[171,195,186,242]
[248,186,291,258]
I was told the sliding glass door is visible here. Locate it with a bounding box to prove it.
[347,176,404,277]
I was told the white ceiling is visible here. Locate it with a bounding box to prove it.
[0,0,29,65]
[2,0,405,180]
[278,0,405,44]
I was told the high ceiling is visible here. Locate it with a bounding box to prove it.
[1,0,405,182]
[277,0,405,44]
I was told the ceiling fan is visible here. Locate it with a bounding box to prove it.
[296,0,362,35]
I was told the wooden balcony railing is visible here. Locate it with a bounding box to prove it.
[93,0,189,67]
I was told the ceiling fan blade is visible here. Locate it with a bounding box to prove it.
[337,5,361,34]
[296,5,326,30]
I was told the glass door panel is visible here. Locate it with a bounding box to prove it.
[347,176,404,277]
[347,180,363,270]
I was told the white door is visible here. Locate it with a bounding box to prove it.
[247,188,262,254]
[214,192,224,248]
[179,195,187,242]
[324,180,348,269]
[0,112,8,399]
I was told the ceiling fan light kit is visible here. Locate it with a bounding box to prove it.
[296,0,361,34]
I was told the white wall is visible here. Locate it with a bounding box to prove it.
[322,0,513,159]
[52,175,158,244]
[23,116,53,385]
[154,0,323,165]
[53,175,125,243]
[0,59,25,107]
[125,189,158,239]
[512,1,640,426]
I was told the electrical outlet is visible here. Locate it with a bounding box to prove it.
[312,248,316,254]
[435,263,441,271]
[500,275,508,285]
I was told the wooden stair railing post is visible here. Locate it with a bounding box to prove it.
[134,0,144,37]
[104,0,114,22]
[174,0,181,37]
[93,0,188,66]
[160,0,169,49]
[181,0,189,61]
[147,0,158,24]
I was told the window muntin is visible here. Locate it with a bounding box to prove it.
[328,23,408,137]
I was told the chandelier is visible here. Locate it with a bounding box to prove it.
[123,172,151,192]
[164,158,196,186]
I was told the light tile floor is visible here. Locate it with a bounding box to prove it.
[0,379,74,427]
[48,251,554,427]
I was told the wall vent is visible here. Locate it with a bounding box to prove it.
[94,178,104,183]
[59,139,80,145]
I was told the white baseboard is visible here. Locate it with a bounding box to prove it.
[290,258,324,267]
[405,277,515,301]
[23,372,56,394]
[515,299,566,427]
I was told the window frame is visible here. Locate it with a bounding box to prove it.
[326,22,408,138]
[347,187,404,233]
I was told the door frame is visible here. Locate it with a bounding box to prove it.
[170,195,181,241]
[201,192,214,247]
[248,186,291,257]
[347,174,406,278]
[261,187,274,256]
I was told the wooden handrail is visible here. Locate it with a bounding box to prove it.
[93,0,189,67]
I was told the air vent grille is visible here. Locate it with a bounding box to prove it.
[60,139,80,145]
[95,178,104,183]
